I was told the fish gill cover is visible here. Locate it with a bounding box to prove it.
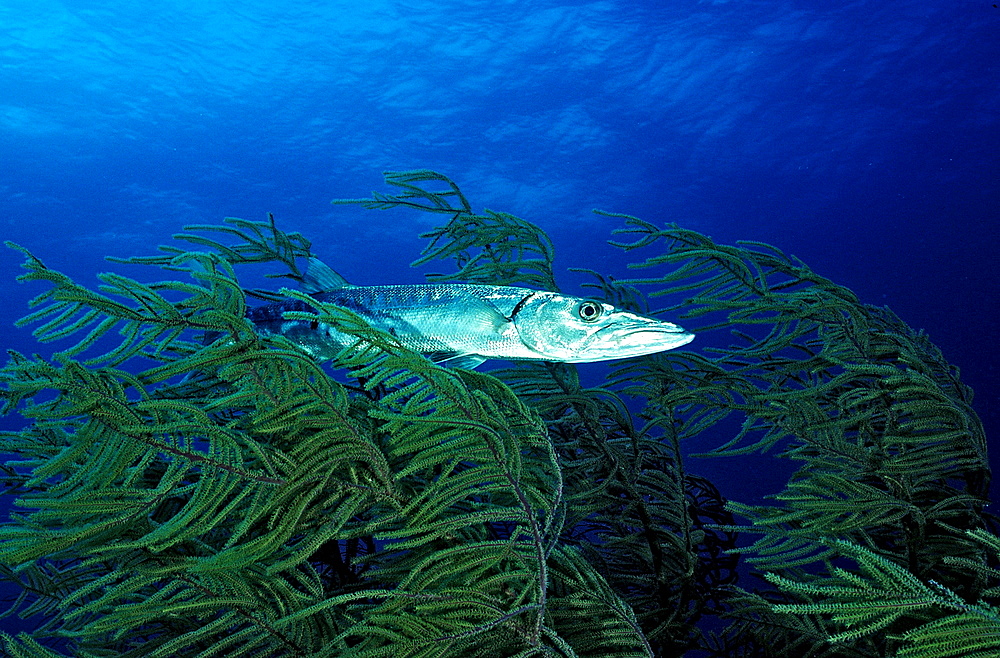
[0,171,996,657]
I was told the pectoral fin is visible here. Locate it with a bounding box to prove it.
[425,351,488,369]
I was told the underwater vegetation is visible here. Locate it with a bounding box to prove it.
[0,170,997,657]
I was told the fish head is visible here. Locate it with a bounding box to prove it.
[513,292,694,362]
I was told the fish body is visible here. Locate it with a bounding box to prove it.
[246,260,694,368]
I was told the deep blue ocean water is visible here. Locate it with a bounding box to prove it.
[1,0,998,642]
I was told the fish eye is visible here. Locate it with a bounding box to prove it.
[577,301,603,323]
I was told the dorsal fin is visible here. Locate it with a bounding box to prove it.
[302,257,351,293]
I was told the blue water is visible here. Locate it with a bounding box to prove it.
[1,0,998,638]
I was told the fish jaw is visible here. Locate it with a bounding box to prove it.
[570,315,694,362]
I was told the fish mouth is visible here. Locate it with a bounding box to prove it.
[578,321,694,361]
[614,324,694,348]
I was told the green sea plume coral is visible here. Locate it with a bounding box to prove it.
[0,170,994,657]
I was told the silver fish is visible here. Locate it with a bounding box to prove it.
[247,258,694,369]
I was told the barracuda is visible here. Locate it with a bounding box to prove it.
[247,258,694,369]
